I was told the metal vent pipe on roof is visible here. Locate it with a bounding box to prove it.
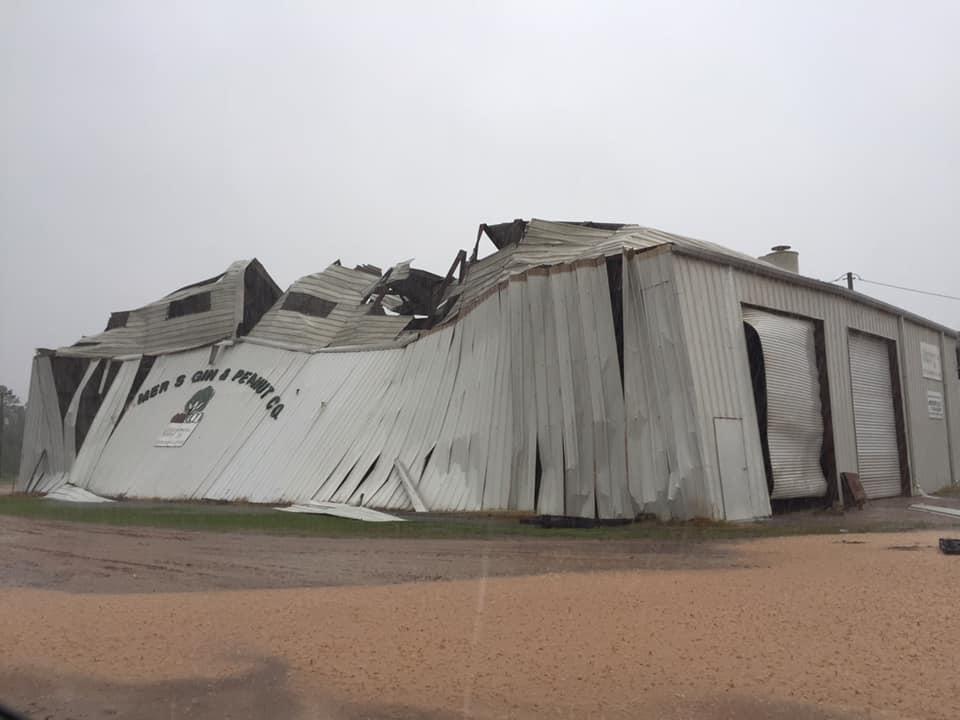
[760,245,799,274]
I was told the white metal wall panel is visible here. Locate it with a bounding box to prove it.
[16,356,68,492]
[57,261,249,359]
[669,258,770,520]
[86,347,310,499]
[898,321,952,492]
[944,335,960,487]
[62,360,99,466]
[848,332,902,498]
[67,260,633,518]
[622,250,713,520]
[732,267,899,480]
[69,358,142,491]
[742,308,827,499]
[671,254,942,506]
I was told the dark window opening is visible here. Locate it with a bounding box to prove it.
[282,292,336,318]
[105,311,130,331]
[167,292,211,319]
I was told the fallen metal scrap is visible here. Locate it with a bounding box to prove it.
[908,503,960,519]
[277,500,405,522]
[45,484,115,503]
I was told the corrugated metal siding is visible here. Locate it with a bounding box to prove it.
[72,262,632,518]
[742,308,827,499]
[670,255,948,505]
[944,335,960,486]
[848,332,902,498]
[16,356,68,492]
[57,261,249,358]
[899,321,953,492]
[670,259,770,519]
[62,360,100,466]
[68,358,142,490]
[623,250,716,519]
[249,264,412,351]
[734,272,899,481]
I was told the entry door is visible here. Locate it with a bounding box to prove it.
[848,332,903,498]
[714,417,753,520]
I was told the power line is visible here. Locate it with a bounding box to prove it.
[855,277,960,303]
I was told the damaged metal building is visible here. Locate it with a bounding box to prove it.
[16,220,960,520]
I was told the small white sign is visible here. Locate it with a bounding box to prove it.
[920,341,942,381]
[927,390,945,420]
[155,422,199,447]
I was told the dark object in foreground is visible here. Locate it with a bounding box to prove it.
[939,538,960,555]
[520,515,634,529]
[0,702,29,720]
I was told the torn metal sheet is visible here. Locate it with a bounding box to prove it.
[45,484,115,503]
[55,260,279,359]
[278,501,404,522]
[18,219,960,523]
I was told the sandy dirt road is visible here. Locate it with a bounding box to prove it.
[1,519,958,719]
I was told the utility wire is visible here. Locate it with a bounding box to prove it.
[855,277,960,303]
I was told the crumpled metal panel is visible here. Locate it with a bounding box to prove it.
[68,357,142,491]
[249,264,413,351]
[16,355,68,493]
[669,256,771,520]
[742,307,827,499]
[622,250,711,520]
[71,262,633,519]
[56,261,250,359]
[62,360,100,466]
[442,219,784,324]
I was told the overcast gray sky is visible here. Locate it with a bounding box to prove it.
[2,0,958,398]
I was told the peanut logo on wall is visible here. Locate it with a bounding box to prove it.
[155,386,216,448]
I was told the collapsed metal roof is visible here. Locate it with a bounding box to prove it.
[54,220,957,361]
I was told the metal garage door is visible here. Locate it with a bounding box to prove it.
[848,332,902,498]
[742,308,827,499]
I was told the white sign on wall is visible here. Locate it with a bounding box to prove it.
[927,390,945,420]
[155,422,199,447]
[920,341,942,381]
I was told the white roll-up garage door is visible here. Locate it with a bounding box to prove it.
[848,332,902,498]
[742,308,827,499]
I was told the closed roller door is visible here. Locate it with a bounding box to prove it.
[742,308,827,499]
[848,332,902,498]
